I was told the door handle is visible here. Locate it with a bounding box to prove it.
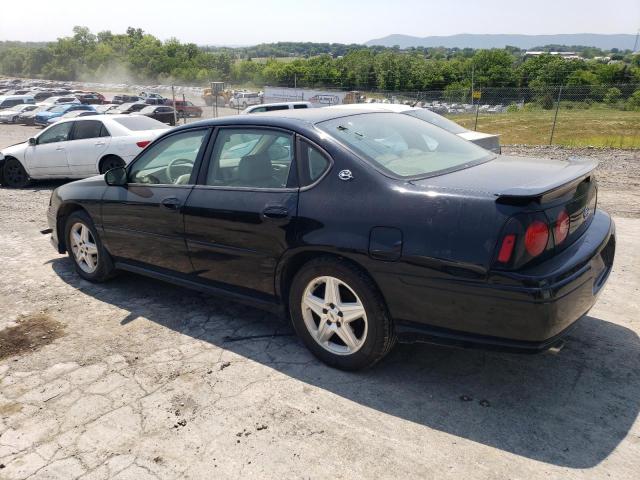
[95,141,105,146]
[261,206,289,220]
[160,197,182,211]
[55,146,64,151]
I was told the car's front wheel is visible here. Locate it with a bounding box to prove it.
[289,257,396,370]
[65,211,115,282]
[2,158,30,188]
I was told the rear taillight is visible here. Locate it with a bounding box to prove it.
[524,220,549,257]
[136,140,151,148]
[554,209,570,245]
[497,234,516,263]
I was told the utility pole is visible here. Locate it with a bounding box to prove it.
[549,86,563,145]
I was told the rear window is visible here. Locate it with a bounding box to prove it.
[317,112,492,179]
[293,104,309,109]
[112,116,167,131]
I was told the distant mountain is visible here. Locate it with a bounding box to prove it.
[364,33,637,50]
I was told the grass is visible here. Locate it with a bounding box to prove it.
[448,108,640,148]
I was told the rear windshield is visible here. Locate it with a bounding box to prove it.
[402,109,467,134]
[317,112,492,178]
[112,116,167,131]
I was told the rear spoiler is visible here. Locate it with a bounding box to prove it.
[496,157,598,200]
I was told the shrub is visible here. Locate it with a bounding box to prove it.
[604,87,622,104]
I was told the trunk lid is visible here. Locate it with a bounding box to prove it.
[410,155,597,199]
[411,155,599,269]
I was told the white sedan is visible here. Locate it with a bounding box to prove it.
[0,104,39,123]
[0,115,170,188]
[328,103,501,153]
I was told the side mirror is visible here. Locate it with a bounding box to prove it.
[28,137,36,146]
[104,166,128,186]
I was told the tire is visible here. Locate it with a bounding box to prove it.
[2,158,30,188]
[289,257,396,370]
[64,210,116,282]
[99,156,125,174]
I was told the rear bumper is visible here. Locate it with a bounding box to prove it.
[393,210,615,350]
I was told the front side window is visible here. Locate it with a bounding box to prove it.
[317,112,492,178]
[72,120,106,140]
[206,128,293,189]
[129,129,208,185]
[38,122,73,144]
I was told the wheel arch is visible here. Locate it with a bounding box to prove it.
[275,248,386,311]
[55,202,89,253]
[98,154,124,174]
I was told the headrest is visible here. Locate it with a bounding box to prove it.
[238,153,273,184]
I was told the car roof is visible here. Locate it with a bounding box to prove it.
[327,103,411,112]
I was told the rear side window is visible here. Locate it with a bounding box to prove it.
[72,120,106,140]
[299,140,331,186]
[293,104,308,109]
[265,105,289,112]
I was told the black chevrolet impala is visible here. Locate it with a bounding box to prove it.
[46,109,616,370]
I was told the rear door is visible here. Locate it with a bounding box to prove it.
[67,120,111,176]
[101,127,210,273]
[24,122,72,176]
[183,126,298,296]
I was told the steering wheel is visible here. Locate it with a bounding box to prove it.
[166,158,194,183]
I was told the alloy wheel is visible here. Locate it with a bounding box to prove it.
[301,276,368,355]
[69,222,99,273]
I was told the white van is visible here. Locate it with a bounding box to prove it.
[0,95,35,109]
[241,101,312,114]
[228,92,262,109]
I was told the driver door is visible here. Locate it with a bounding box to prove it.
[100,128,211,273]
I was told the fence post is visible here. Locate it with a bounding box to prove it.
[474,89,481,131]
[171,85,177,126]
[549,85,563,145]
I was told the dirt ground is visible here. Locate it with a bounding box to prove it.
[0,123,639,479]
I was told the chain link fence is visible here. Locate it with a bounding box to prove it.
[256,83,640,148]
[366,83,640,148]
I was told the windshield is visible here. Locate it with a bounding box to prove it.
[402,109,467,134]
[317,113,492,178]
[112,116,167,131]
[140,106,156,113]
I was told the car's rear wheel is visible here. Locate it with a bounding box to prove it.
[65,211,115,282]
[99,156,124,174]
[3,158,30,188]
[289,257,396,370]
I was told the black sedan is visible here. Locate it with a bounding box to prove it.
[46,109,615,370]
[133,105,177,126]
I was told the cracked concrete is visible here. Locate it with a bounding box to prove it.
[0,146,639,479]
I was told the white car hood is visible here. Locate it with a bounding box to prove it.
[1,141,27,158]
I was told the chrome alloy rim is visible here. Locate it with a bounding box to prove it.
[301,276,368,355]
[69,222,99,273]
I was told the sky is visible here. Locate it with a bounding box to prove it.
[0,0,638,45]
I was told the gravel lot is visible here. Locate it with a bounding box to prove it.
[0,123,639,479]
